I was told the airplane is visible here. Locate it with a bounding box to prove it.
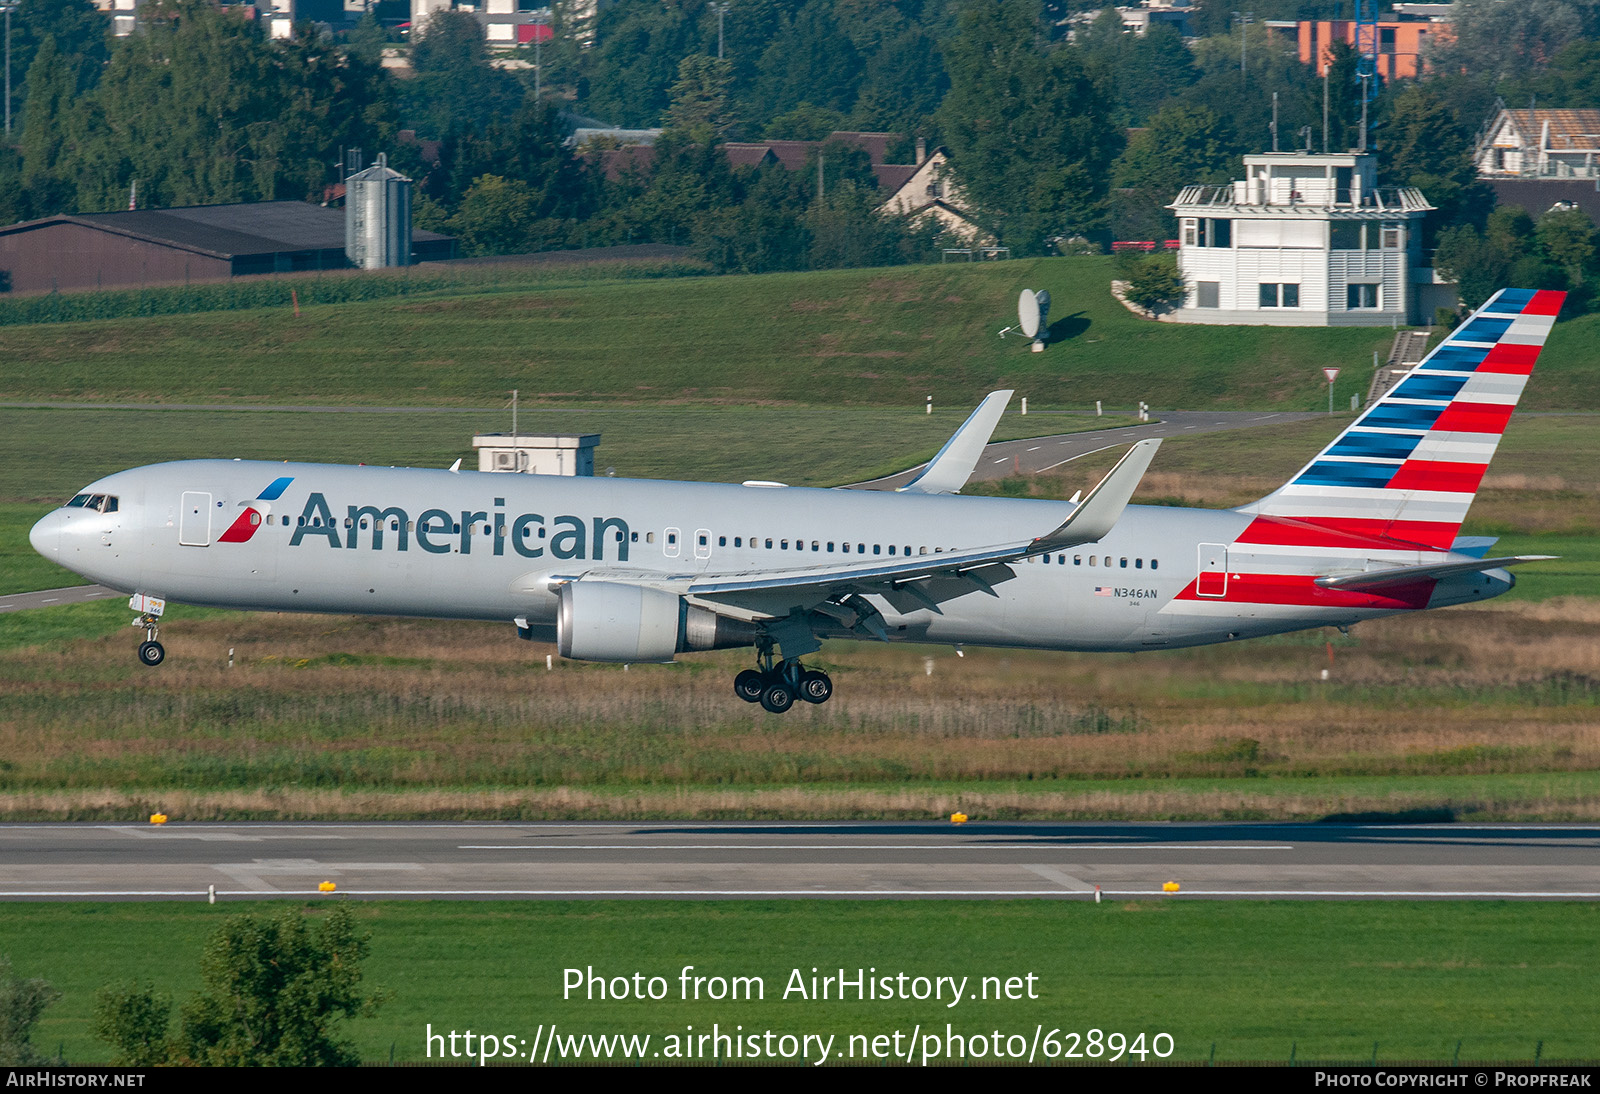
[29,287,1561,714]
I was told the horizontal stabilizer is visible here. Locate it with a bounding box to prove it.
[898,389,1014,495]
[1027,439,1161,553]
[1450,536,1499,559]
[1315,555,1556,591]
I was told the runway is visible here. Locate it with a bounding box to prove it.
[2,821,1597,901]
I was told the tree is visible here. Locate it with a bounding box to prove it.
[92,984,171,1067]
[0,956,60,1066]
[93,904,383,1067]
[666,54,736,141]
[5,0,108,122]
[1377,83,1492,237]
[938,0,1123,251]
[1115,102,1237,196]
[1113,102,1237,240]
[450,174,543,255]
[751,1,862,122]
[763,101,850,141]
[1430,0,1585,87]
[1119,251,1186,311]
[347,12,387,67]
[1535,206,1597,287]
[406,10,522,137]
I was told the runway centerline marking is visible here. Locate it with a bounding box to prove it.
[455,843,1296,851]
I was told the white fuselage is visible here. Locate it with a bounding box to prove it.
[30,459,1509,656]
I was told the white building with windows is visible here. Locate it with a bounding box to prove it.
[1168,151,1438,326]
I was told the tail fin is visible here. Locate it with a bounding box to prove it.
[1239,288,1563,551]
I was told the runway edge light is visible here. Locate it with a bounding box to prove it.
[319,881,337,892]
[1162,881,1180,893]
[950,812,968,824]
[149,812,167,825]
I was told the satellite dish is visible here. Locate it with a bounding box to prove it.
[1018,290,1041,338]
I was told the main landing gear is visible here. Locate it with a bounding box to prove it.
[734,649,832,713]
[134,614,165,667]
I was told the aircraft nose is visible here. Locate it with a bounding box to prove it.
[29,510,61,560]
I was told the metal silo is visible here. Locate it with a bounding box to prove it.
[344,153,412,269]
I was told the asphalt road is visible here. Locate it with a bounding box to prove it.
[2,822,1597,901]
[851,410,1319,489]
[0,584,119,613]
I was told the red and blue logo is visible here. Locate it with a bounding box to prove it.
[217,476,293,544]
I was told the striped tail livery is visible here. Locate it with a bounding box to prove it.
[1198,287,1564,622]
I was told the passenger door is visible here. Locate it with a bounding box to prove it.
[179,492,213,547]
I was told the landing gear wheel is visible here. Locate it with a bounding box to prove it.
[759,682,795,714]
[798,669,833,704]
[137,640,165,667]
[734,669,766,703]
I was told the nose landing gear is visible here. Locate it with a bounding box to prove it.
[733,648,832,713]
[134,615,165,667]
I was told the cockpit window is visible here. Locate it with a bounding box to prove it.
[65,494,91,508]
[63,493,117,513]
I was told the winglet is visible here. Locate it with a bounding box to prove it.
[897,390,1014,495]
[1027,439,1161,553]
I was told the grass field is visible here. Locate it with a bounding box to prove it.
[0,405,1134,507]
[3,588,1599,821]
[8,900,1597,1065]
[0,258,1408,412]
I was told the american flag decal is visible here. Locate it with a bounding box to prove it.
[1094,586,1113,596]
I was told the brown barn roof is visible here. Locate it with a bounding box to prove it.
[1503,109,1600,151]
[0,201,451,261]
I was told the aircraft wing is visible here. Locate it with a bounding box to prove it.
[896,389,1014,494]
[1314,555,1557,591]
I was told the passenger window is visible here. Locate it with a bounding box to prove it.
[827,542,835,552]
[1074,555,1081,565]
[646,532,655,544]
[781,539,789,549]
[1120,558,1127,568]
[630,532,639,542]
[699,534,708,547]
[812,540,819,551]
[874,545,881,555]
[1089,556,1097,567]
[1136,558,1143,568]
[888,545,896,555]
[765,538,773,549]
[668,532,678,545]
[719,536,727,547]
[1151,559,1159,570]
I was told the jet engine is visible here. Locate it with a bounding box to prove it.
[556,581,762,662]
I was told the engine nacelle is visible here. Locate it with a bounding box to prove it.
[556,582,763,662]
